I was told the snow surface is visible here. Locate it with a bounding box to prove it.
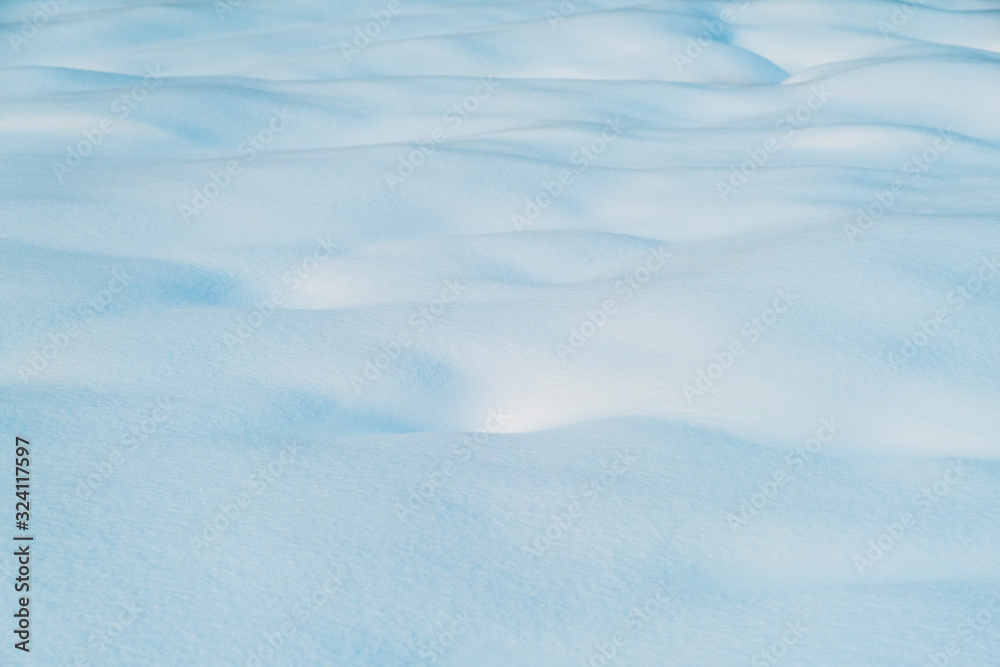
[2,0,1000,664]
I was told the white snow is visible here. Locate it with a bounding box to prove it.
[2,0,1000,664]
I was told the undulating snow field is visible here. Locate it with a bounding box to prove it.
[2,0,1000,664]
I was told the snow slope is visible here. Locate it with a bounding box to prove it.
[2,0,1000,664]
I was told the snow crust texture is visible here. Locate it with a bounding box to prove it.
[2,0,1000,664]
